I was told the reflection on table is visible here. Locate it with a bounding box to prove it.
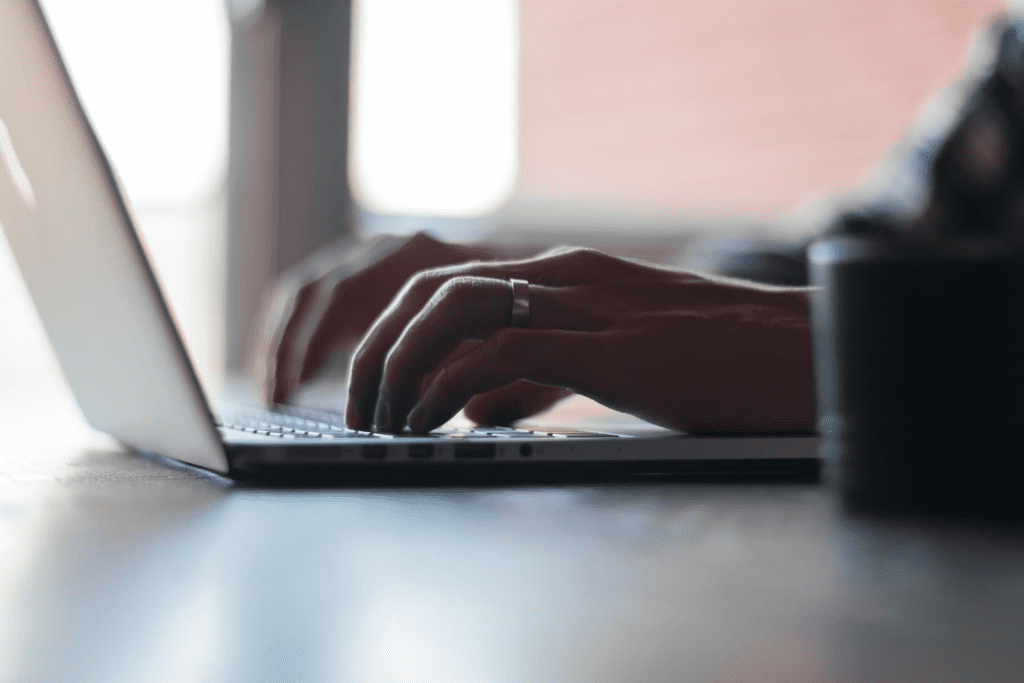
[1,378,1023,683]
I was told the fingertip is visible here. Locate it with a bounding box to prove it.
[407,402,454,434]
[345,392,374,431]
[372,397,391,433]
[406,401,428,434]
[463,396,519,426]
[270,379,291,406]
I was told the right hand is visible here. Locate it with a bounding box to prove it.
[250,232,572,422]
[342,247,815,435]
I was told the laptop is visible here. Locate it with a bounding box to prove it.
[0,0,818,481]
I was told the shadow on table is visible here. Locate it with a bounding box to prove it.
[4,444,1024,683]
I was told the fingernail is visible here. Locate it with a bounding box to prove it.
[407,401,428,433]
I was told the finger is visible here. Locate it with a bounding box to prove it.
[294,242,465,387]
[367,276,510,431]
[405,327,593,433]
[249,295,283,403]
[292,281,360,388]
[345,274,440,429]
[257,279,319,405]
[417,339,482,396]
[371,277,607,431]
[253,243,364,404]
[344,249,620,430]
[343,273,511,429]
[463,380,573,426]
[274,282,347,403]
[258,234,418,404]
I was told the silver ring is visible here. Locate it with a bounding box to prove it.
[509,278,530,327]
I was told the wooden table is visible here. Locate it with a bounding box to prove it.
[2,377,1022,683]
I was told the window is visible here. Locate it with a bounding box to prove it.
[350,0,519,218]
[0,0,231,390]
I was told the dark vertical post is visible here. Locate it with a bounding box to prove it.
[226,0,355,372]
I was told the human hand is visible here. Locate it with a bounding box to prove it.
[250,232,569,421]
[346,248,816,434]
[250,232,481,403]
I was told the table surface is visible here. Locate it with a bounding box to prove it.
[2,377,1023,683]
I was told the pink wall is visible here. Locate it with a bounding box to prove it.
[517,0,1006,217]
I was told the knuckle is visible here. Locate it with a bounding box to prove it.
[570,247,609,263]
[408,267,491,310]
[409,267,450,292]
[540,244,578,257]
[542,246,609,270]
[296,277,319,295]
[428,276,481,313]
[277,260,320,292]
[264,281,300,323]
[437,275,479,297]
[327,273,350,296]
[407,268,434,289]
[282,280,319,316]
[399,269,436,302]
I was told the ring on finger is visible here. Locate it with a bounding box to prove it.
[509,278,530,327]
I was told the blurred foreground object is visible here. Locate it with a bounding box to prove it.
[810,236,1024,521]
[810,18,1024,522]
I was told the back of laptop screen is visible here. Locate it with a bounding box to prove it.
[0,0,227,472]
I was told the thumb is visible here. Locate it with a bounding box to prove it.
[463,380,573,426]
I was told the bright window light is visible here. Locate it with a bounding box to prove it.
[37,0,229,205]
[350,0,519,217]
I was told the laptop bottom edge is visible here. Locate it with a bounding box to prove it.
[225,457,822,488]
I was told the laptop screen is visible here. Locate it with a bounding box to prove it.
[0,0,227,472]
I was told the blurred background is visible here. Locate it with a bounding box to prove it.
[0,0,1009,402]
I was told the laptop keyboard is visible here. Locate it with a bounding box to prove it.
[218,406,386,438]
[216,406,613,440]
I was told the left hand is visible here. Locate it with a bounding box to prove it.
[345,248,815,435]
[251,232,521,404]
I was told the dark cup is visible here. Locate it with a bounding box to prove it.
[809,236,1024,521]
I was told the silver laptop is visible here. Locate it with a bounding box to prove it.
[0,0,817,480]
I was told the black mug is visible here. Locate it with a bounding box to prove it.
[809,235,1024,521]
